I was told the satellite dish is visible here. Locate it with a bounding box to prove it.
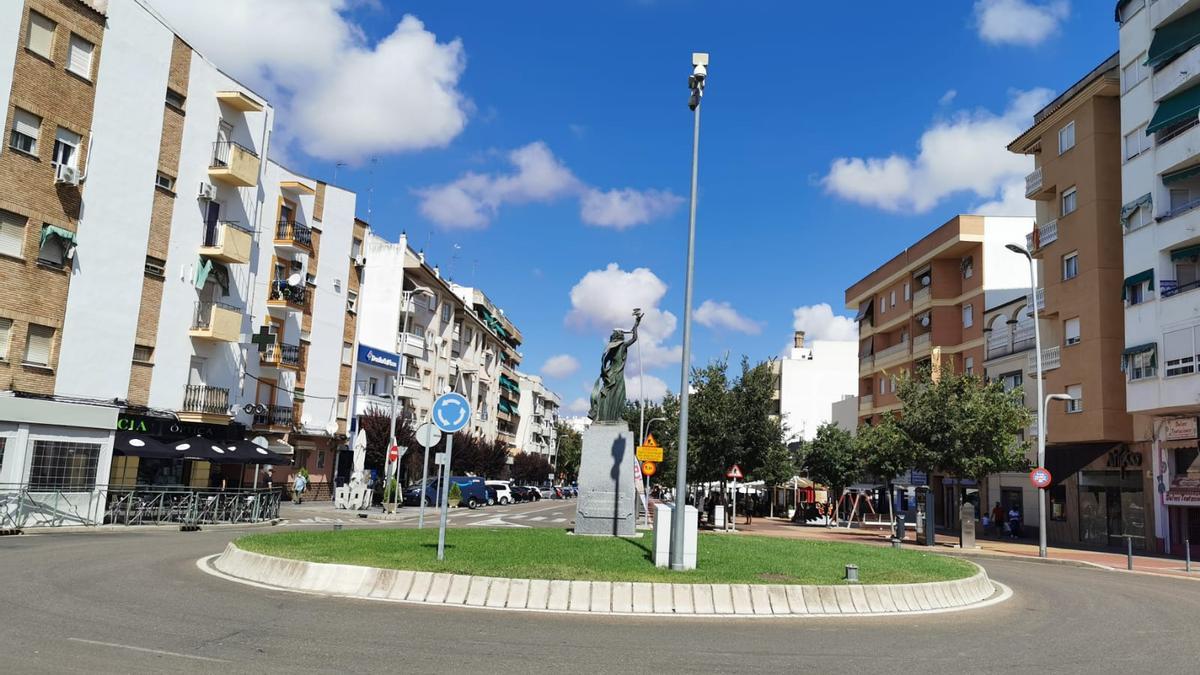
[921,316,930,327]
[287,273,302,287]
[251,435,269,449]
[921,275,931,286]
[325,422,339,435]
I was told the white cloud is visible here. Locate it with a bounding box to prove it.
[694,300,763,335]
[152,3,468,163]
[939,89,958,106]
[565,263,681,369]
[541,354,581,379]
[822,88,1052,214]
[974,0,1070,47]
[791,304,858,342]
[417,142,682,229]
[971,178,1036,216]
[625,374,670,403]
[580,188,685,230]
[564,398,590,415]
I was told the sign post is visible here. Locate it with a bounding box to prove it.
[432,392,471,561]
[727,464,743,533]
[414,422,443,528]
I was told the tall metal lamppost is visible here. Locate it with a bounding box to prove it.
[1005,243,1048,558]
[671,52,708,571]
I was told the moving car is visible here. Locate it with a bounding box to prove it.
[485,480,513,505]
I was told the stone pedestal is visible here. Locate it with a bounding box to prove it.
[574,422,638,536]
[959,502,977,549]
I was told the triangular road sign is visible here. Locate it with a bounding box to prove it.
[726,464,743,480]
[642,433,660,448]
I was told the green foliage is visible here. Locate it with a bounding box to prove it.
[511,451,554,484]
[383,477,399,504]
[554,422,582,481]
[448,482,462,505]
[358,407,418,480]
[802,422,861,494]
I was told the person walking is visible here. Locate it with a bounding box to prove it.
[1007,504,1022,539]
[991,502,1005,537]
[292,471,307,505]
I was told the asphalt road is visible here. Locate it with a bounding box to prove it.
[3,501,1199,674]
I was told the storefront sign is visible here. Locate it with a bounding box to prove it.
[357,344,400,371]
[1106,446,1143,477]
[1164,417,1198,441]
[115,413,242,441]
[1165,476,1200,506]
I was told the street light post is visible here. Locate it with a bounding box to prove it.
[671,52,708,571]
[1006,243,1047,558]
[1041,393,1074,554]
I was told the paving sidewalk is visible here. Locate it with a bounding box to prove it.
[730,517,1200,579]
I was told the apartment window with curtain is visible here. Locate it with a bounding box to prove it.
[0,317,11,361]
[904,282,910,301]
[1058,121,1076,155]
[1128,349,1156,381]
[25,11,55,60]
[66,34,94,79]
[0,210,27,259]
[1065,318,1080,346]
[23,323,54,367]
[9,108,41,155]
[52,127,81,168]
[1066,384,1082,413]
[1061,187,1077,216]
[879,296,886,315]
[1063,251,1079,280]
[1125,125,1151,160]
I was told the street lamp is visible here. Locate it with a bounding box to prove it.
[1038,393,1074,555]
[672,52,708,571]
[1006,242,1047,557]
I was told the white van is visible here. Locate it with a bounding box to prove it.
[485,480,513,505]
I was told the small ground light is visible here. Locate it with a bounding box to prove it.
[845,564,859,583]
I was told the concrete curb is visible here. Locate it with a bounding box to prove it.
[206,543,1006,618]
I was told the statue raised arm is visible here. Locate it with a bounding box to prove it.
[587,313,641,422]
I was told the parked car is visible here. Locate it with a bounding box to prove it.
[403,476,489,509]
[485,481,513,505]
[510,485,533,502]
[537,486,554,500]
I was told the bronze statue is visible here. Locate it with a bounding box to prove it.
[588,312,642,422]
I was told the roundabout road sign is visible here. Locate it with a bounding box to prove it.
[432,392,472,433]
[1030,467,1052,489]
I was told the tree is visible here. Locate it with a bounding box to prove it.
[511,451,553,484]
[686,359,739,484]
[449,433,509,478]
[802,422,861,523]
[358,407,417,479]
[731,358,792,486]
[856,414,915,523]
[554,422,582,481]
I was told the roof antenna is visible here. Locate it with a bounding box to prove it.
[332,161,347,183]
[365,156,377,222]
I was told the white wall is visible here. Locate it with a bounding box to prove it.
[981,215,1036,311]
[56,2,173,399]
[358,233,406,351]
[830,395,857,434]
[778,340,857,442]
[0,2,23,160]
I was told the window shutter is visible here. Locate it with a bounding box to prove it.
[27,12,55,58]
[13,109,40,139]
[67,35,93,77]
[0,318,11,360]
[0,211,26,258]
[1065,318,1080,344]
[24,324,54,365]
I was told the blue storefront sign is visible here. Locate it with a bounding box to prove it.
[357,344,400,371]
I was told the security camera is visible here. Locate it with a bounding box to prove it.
[692,63,707,81]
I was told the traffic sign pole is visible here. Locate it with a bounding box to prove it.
[436,432,454,561]
[414,423,443,529]
[431,392,471,561]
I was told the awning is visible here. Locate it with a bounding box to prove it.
[1171,243,1200,261]
[1147,83,1200,134]
[113,431,174,459]
[855,298,873,322]
[1164,164,1200,185]
[858,339,874,358]
[1121,343,1157,372]
[214,439,291,465]
[1147,9,1200,70]
[40,224,76,249]
[1120,193,1153,228]
[1044,443,1116,487]
[497,400,512,414]
[1123,269,1154,299]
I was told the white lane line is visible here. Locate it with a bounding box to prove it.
[67,638,228,663]
[508,514,527,520]
[528,516,546,522]
[550,518,567,523]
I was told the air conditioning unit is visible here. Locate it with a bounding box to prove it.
[55,164,81,186]
[198,182,216,201]
[354,255,366,267]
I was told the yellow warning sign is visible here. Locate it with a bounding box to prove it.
[637,433,663,463]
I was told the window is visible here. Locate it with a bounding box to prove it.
[347,289,358,313]
[1062,252,1078,280]
[437,376,446,394]
[144,256,165,277]
[37,227,69,267]
[1058,122,1076,155]
[441,303,452,325]
[0,210,26,259]
[880,376,886,395]
[317,451,326,469]
[1177,255,1200,290]
[337,395,348,419]
[1164,327,1198,377]
[1122,54,1148,93]
[28,440,101,490]
[1066,384,1082,413]
[1127,278,1149,305]
[1049,485,1068,521]
[351,237,362,259]
[52,127,80,168]
[155,172,175,192]
[132,344,153,363]
[1170,187,1193,212]
[904,282,910,301]
[963,304,974,328]
[342,341,352,365]
[0,317,10,361]
[23,323,54,366]
[165,88,186,111]
[10,108,41,155]
[426,293,438,311]
[25,11,55,60]
[890,290,896,308]
[66,34,94,79]
[879,296,886,315]
[962,256,974,279]
[965,356,974,375]
[1125,200,1152,231]
[890,376,897,393]
[1065,318,1080,346]
[368,377,378,396]
[1129,349,1156,381]
[1061,187,1077,216]
[1125,125,1151,160]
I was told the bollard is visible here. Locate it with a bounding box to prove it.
[845,564,859,583]
[333,523,343,531]
[892,538,902,549]
[1126,536,1133,571]
[1187,540,1191,574]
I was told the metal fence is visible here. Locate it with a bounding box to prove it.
[0,483,282,529]
[182,383,231,415]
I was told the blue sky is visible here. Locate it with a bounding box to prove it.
[156,0,1116,414]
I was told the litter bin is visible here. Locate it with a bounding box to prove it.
[893,513,906,542]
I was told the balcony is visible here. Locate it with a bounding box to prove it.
[859,395,873,412]
[215,90,264,112]
[267,280,308,312]
[913,332,931,355]
[1026,288,1045,315]
[1026,346,1061,375]
[189,301,241,342]
[874,340,911,368]
[1150,0,1198,29]
[199,220,252,264]
[1153,118,1200,177]
[1037,219,1058,248]
[209,141,260,187]
[253,404,294,429]
[274,220,313,252]
[912,286,931,310]
[1025,167,1043,197]
[178,384,230,423]
[1155,41,1200,102]
[261,342,302,369]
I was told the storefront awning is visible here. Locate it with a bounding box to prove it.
[1147,9,1200,70]
[113,431,174,459]
[1122,269,1154,299]
[1171,243,1200,261]
[1146,83,1200,135]
[1045,443,1116,488]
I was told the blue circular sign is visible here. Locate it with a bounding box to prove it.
[432,392,472,433]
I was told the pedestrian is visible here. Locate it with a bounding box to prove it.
[1008,505,1021,539]
[293,471,307,505]
[991,502,1004,536]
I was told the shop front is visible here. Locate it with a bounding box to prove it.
[1162,417,1200,558]
[1039,443,1155,551]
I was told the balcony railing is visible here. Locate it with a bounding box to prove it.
[1026,346,1061,375]
[859,395,873,412]
[1162,279,1200,298]
[268,280,308,310]
[913,333,931,351]
[209,141,260,188]
[275,220,313,249]
[191,300,238,331]
[913,286,931,306]
[261,342,301,367]
[182,384,230,415]
[1159,195,1200,223]
[1025,167,1043,197]
[1026,288,1045,314]
[875,340,910,362]
[1155,116,1199,147]
[253,404,293,428]
[1037,219,1058,247]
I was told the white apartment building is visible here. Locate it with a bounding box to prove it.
[515,372,561,461]
[1117,0,1200,555]
[771,331,856,442]
[451,285,525,450]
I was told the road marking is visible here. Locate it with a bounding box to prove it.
[67,638,228,663]
[550,518,567,523]
[508,514,527,520]
[468,517,529,528]
[528,516,546,522]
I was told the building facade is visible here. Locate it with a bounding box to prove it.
[770,330,856,442]
[515,372,561,462]
[1117,0,1200,555]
